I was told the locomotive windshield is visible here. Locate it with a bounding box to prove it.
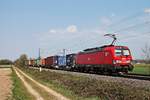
[115,49,122,56]
[123,49,130,56]
[115,48,130,56]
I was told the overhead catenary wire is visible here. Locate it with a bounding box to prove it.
[72,20,150,50]
[119,31,150,41]
[106,11,145,31]
[39,11,150,56]
[78,11,150,48]
[112,21,150,34]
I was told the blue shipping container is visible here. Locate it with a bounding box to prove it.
[58,56,66,66]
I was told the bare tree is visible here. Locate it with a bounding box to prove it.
[142,43,150,64]
[141,43,150,75]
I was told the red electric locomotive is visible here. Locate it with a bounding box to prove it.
[74,45,133,73]
[73,34,134,73]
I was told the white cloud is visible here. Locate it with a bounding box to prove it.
[144,8,150,13]
[49,29,56,33]
[100,17,112,26]
[66,25,77,33]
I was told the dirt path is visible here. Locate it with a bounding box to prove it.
[0,68,12,100]
[14,67,44,100]
[14,67,69,100]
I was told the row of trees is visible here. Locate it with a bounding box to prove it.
[0,54,28,66]
[0,59,13,65]
[14,54,28,67]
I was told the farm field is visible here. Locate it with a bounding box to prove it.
[130,64,150,75]
[19,66,150,100]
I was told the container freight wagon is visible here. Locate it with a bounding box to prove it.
[58,56,66,66]
[32,59,37,67]
[57,56,66,69]
[66,54,76,69]
[75,45,133,73]
[41,58,46,67]
[29,59,34,66]
[34,59,42,67]
[26,59,34,66]
[45,56,58,69]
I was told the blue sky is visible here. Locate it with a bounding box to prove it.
[0,0,150,60]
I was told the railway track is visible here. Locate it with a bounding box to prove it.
[121,73,150,81]
[28,66,150,81]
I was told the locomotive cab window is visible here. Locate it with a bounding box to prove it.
[123,49,130,56]
[115,49,122,56]
[115,48,130,56]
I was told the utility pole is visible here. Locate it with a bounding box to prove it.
[39,48,41,60]
[63,49,66,56]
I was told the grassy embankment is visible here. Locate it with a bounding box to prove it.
[11,68,35,100]
[130,64,150,75]
[19,66,150,100]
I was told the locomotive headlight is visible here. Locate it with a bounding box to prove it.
[116,60,122,63]
[126,60,130,63]
[113,60,116,64]
[113,60,121,64]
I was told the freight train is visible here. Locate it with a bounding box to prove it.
[25,34,134,74]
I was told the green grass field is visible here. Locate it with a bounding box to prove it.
[130,64,150,75]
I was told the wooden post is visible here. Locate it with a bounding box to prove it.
[40,67,42,72]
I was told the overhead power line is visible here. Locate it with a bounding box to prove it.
[119,31,150,41]
[107,11,144,29]
[112,21,150,34]
[40,11,149,54]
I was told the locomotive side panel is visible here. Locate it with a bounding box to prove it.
[103,50,114,65]
[75,51,105,65]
